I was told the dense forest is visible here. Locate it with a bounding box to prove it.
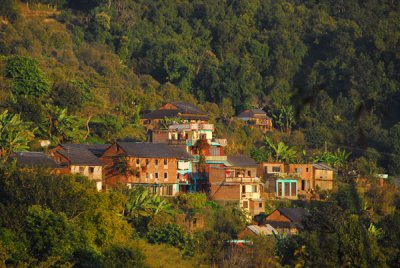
[0,0,400,174]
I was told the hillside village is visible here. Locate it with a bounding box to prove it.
[9,101,388,237]
[1,1,400,266]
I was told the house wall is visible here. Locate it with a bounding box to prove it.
[70,165,103,191]
[151,130,169,143]
[314,169,334,190]
[101,144,180,191]
[249,199,264,216]
[257,162,286,179]
[210,184,241,201]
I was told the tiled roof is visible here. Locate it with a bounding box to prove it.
[238,109,269,119]
[142,102,208,120]
[117,142,194,160]
[57,145,104,166]
[11,152,61,169]
[277,208,309,222]
[60,143,110,157]
[227,155,258,167]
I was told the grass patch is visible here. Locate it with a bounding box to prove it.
[138,240,207,268]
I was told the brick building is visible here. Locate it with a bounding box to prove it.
[101,142,194,196]
[209,155,264,216]
[50,144,106,191]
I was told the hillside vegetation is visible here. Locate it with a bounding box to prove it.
[0,0,400,175]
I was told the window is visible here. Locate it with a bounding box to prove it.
[295,167,302,173]
[259,202,263,208]
[136,159,140,165]
[306,168,309,172]
[89,167,94,174]
[155,159,158,166]
[210,146,220,156]
[252,185,258,193]
[301,180,306,191]
[247,170,251,177]
[164,172,168,180]
[155,172,159,179]
[79,166,85,173]
[146,159,150,166]
[167,185,173,196]
[272,166,280,173]
[242,185,246,193]
[242,201,248,208]
[164,159,168,167]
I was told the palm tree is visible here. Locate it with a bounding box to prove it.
[0,110,35,158]
[124,188,174,221]
[45,106,82,143]
[263,137,297,163]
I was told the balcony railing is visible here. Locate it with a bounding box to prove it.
[212,138,227,146]
[169,123,214,131]
[168,139,187,145]
[205,155,227,162]
[225,177,261,183]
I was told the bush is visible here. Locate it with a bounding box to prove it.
[103,245,147,268]
[146,223,193,254]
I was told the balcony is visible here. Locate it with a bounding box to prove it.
[225,177,261,183]
[168,139,187,145]
[212,138,227,146]
[205,155,227,162]
[168,123,214,131]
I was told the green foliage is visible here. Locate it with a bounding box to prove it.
[262,137,298,163]
[0,110,35,157]
[5,56,50,97]
[102,245,147,268]
[51,81,87,113]
[24,205,82,261]
[123,188,174,233]
[0,0,19,22]
[146,223,191,252]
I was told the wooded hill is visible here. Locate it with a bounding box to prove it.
[1,0,400,175]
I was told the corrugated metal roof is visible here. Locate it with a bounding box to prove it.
[58,145,104,166]
[118,142,194,160]
[11,152,61,169]
[277,208,309,222]
[247,224,277,235]
[60,143,110,156]
[312,163,335,171]
[227,155,258,167]
[142,102,209,120]
[237,109,270,119]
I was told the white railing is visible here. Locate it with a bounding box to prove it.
[225,177,261,183]
[205,155,227,162]
[169,123,214,131]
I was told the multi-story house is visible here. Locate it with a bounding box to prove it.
[237,109,273,132]
[209,155,264,216]
[152,122,228,192]
[259,162,336,199]
[289,163,335,192]
[141,102,209,132]
[258,162,300,199]
[50,144,106,191]
[101,142,194,196]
